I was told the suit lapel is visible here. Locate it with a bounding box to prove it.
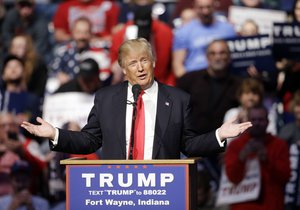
[152,83,172,158]
[112,82,128,157]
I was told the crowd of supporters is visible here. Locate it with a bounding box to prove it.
[0,0,299,210]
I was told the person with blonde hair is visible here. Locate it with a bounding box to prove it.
[9,34,48,98]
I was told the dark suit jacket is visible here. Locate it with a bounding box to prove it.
[51,81,225,159]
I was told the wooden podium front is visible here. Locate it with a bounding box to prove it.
[61,158,199,210]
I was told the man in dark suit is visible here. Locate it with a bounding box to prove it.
[21,38,252,160]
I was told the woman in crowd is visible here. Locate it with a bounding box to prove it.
[8,34,48,98]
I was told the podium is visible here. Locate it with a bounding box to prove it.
[61,158,200,210]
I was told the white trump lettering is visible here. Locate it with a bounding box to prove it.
[118,173,132,187]
[161,173,174,187]
[227,37,270,52]
[82,173,95,187]
[100,174,113,187]
[81,173,175,187]
[274,25,300,37]
[138,173,156,187]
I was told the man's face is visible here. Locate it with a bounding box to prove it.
[248,108,268,137]
[0,113,19,141]
[194,0,214,25]
[72,20,92,50]
[122,49,154,90]
[17,1,34,19]
[206,41,231,73]
[0,114,15,133]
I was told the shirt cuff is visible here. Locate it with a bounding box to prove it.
[216,128,225,147]
[51,128,59,146]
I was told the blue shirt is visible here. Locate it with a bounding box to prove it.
[173,18,236,72]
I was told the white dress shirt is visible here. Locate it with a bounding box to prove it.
[126,81,158,160]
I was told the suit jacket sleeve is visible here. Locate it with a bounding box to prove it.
[50,94,103,154]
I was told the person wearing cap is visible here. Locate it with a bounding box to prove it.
[54,58,102,94]
[0,160,50,210]
[1,0,49,57]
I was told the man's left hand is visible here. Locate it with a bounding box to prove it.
[218,117,252,141]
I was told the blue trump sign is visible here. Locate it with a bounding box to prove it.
[66,164,189,210]
[226,35,276,77]
[273,23,300,60]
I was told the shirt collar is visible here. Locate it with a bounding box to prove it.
[128,80,158,99]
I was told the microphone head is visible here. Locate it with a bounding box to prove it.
[132,84,142,102]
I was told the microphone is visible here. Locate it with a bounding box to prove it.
[132,84,142,104]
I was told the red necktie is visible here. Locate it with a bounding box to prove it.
[133,90,145,160]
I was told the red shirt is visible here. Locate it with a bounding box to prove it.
[224,133,291,210]
[53,0,119,37]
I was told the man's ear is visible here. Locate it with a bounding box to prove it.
[122,68,127,75]
[152,62,156,68]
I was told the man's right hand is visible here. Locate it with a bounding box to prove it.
[21,117,56,140]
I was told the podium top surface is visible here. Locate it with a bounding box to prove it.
[60,158,200,165]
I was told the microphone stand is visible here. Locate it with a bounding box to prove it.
[129,102,137,160]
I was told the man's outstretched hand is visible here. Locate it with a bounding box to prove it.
[21,117,56,139]
[218,117,252,141]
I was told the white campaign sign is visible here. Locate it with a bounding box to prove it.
[216,158,261,206]
[43,92,94,128]
[229,6,287,35]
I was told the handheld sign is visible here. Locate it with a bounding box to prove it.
[272,23,300,60]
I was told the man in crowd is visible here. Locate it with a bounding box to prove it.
[176,39,240,134]
[172,0,236,78]
[48,17,110,92]
[0,160,50,210]
[1,0,49,56]
[224,105,290,210]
